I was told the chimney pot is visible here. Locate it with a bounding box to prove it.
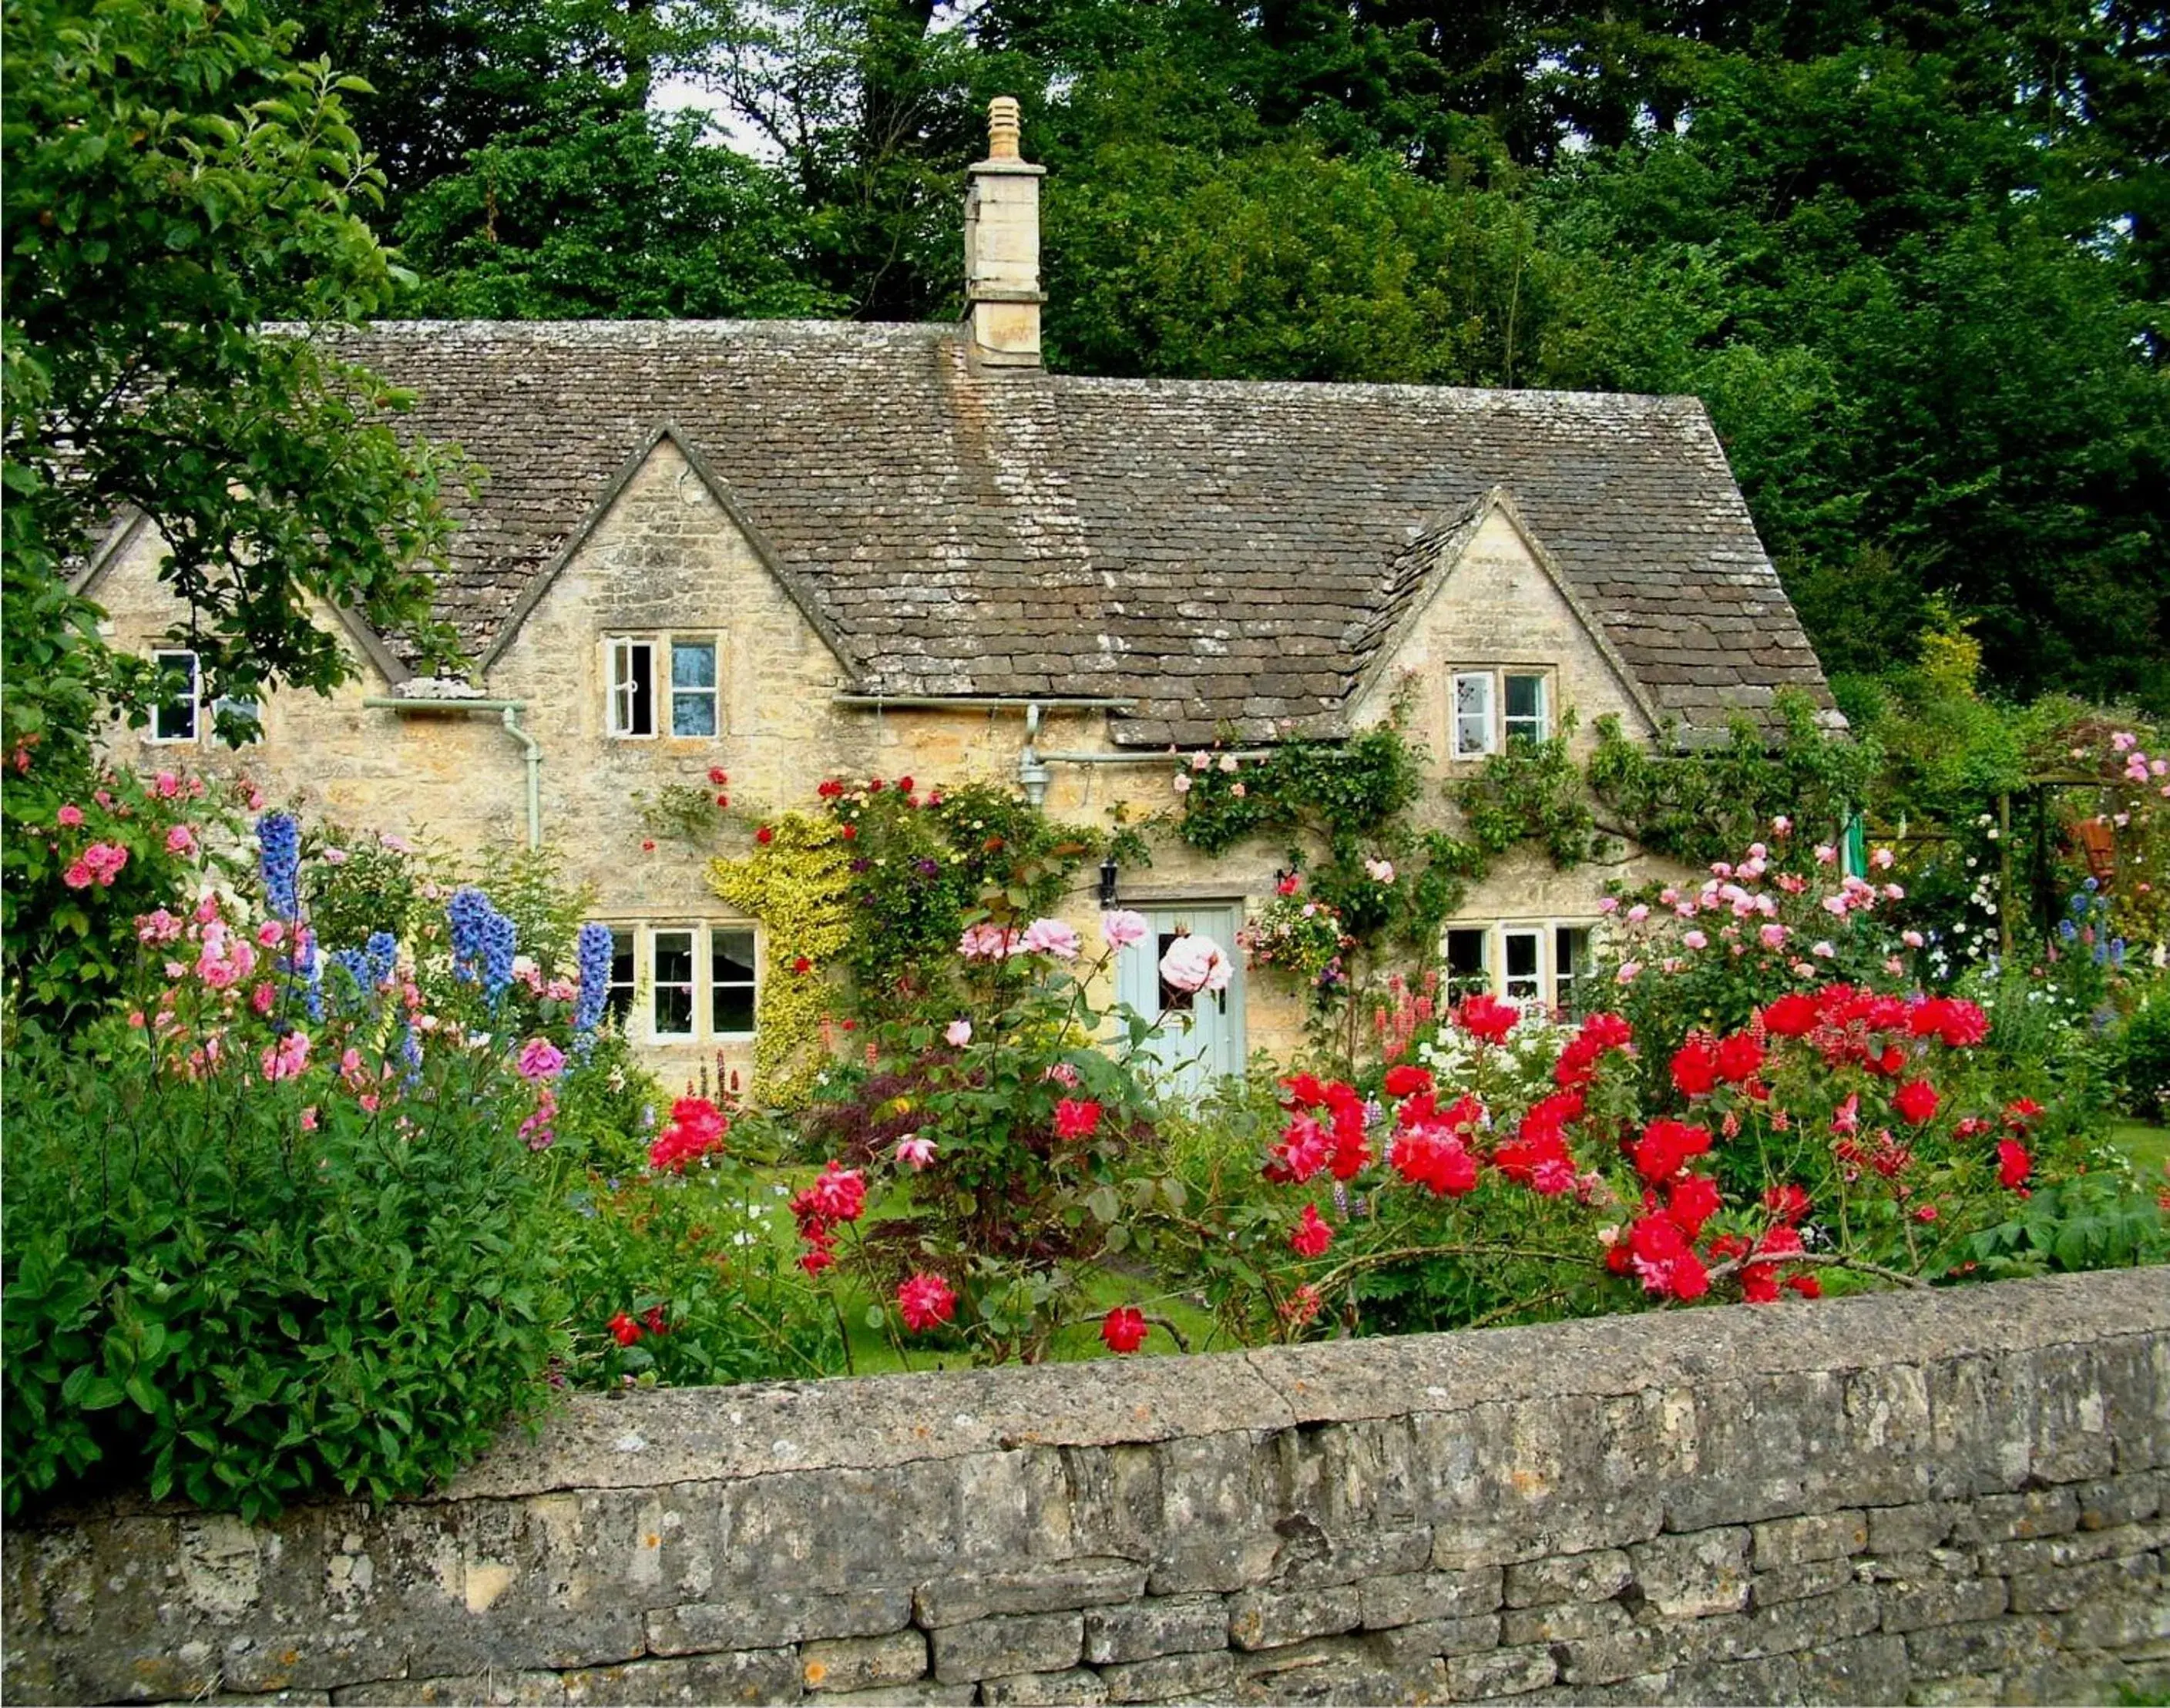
[987,95,1022,161]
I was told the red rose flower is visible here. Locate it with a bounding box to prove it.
[1633,1119,1712,1185]
[1892,1079,1940,1125]
[841,824,858,841]
[897,1272,956,1333]
[1997,1139,2032,1190]
[1762,1183,1812,1225]
[1740,1263,1781,1304]
[707,767,728,785]
[715,792,730,807]
[755,825,774,844]
[1289,1203,1334,1258]
[607,1311,643,1347]
[1785,1273,1822,1298]
[1761,993,1820,1038]
[641,1306,670,1337]
[1100,1306,1147,1354]
[2004,1098,2044,1127]
[1053,1097,1103,1139]
[1670,1040,1720,1097]
[1454,994,1520,1045]
[1281,1072,1331,1109]
[1714,1032,1765,1085]
[1666,1173,1724,1239]
[1382,1064,1433,1099]
[895,776,914,792]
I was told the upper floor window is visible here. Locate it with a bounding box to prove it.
[148,648,261,745]
[1450,669,1550,757]
[608,635,719,738]
[149,649,200,743]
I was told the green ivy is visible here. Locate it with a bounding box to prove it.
[1587,692,1879,867]
[1454,714,1601,865]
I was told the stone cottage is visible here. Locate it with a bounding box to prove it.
[79,99,1840,1092]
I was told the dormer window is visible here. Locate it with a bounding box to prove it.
[1450,669,1551,757]
[608,635,718,739]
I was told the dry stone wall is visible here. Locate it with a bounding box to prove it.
[6,1270,2165,1707]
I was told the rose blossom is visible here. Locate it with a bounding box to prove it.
[56,804,83,827]
[1100,909,1150,949]
[945,1018,972,1047]
[1020,917,1081,959]
[1158,934,1232,995]
[895,1134,938,1169]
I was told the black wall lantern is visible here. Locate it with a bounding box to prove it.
[1098,854,1120,907]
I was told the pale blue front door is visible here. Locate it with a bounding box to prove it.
[1114,903,1246,1102]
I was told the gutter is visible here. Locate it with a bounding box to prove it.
[361,697,543,851]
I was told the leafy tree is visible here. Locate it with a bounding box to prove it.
[396,108,843,318]
[2,0,466,1009]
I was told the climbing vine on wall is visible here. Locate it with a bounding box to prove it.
[1587,694,1877,867]
[708,815,854,1108]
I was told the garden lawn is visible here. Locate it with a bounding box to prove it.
[2111,1122,2169,1177]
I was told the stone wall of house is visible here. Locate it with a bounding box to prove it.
[82,455,1704,1082]
[7,1269,2165,1707]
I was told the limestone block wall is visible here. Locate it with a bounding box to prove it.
[6,1269,2166,1707]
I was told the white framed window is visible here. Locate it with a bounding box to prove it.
[607,633,721,740]
[608,639,657,737]
[607,928,638,1024]
[1450,668,1553,757]
[1501,927,1544,1005]
[149,649,200,743]
[1554,925,1592,1015]
[600,921,759,1043]
[652,928,698,1038]
[710,928,757,1035]
[670,640,718,737]
[1451,671,1495,758]
[1443,927,1489,1000]
[1503,673,1549,745]
[1441,918,1598,1017]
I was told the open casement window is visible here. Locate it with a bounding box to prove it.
[1450,672,1495,758]
[1443,921,1597,1015]
[607,929,637,1024]
[149,649,200,743]
[1443,927,1490,1001]
[710,928,756,1035]
[608,639,656,737]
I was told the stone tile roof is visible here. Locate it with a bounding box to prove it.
[333,318,1835,748]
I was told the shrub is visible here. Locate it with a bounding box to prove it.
[2114,988,2170,1122]
[3,1025,565,1521]
[552,1131,846,1388]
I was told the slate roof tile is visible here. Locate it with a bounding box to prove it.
[328,318,1832,746]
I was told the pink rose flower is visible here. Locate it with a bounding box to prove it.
[1158,934,1231,995]
[1759,924,1789,950]
[166,824,197,855]
[62,861,92,889]
[945,1018,972,1047]
[1020,918,1080,959]
[56,804,83,827]
[896,1134,938,1170]
[1101,909,1150,949]
[1682,930,1708,950]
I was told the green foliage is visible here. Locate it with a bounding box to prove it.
[2,0,470,730]
[396,109,842,320]
[2111,988,2170,1124]
[552,1158,845,1388]
[1967,1174,2170,1278]
[1455,716,1600,865]
[3,765,250,1030]
[2,1028,564,1522]
[1588,695,1879,868]
[301,823,445,954]
[473,843,596,975]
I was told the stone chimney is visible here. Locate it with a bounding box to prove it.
[963,96,1044,370]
